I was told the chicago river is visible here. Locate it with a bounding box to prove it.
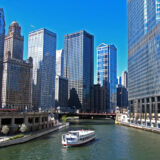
[0,120,160,160]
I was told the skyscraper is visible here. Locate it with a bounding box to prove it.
[117,76,122,86]
[55,75,68,108]
[28,28,56,110]
[4,21,24,60]
[128,0,160,126]
[121,71,128,88]
[56,49,64,76]
[0,8,5,107]
[2,21,33,111]
[91,84,106,113]
[64,30,94,112]
[0,8,5,59]
[117,85,128,108]
[97,43,117,112]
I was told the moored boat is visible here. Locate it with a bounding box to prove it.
[62,129,96,147]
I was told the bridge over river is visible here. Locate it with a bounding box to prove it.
[57,112,116,120]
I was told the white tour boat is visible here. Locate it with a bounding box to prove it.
[62,129,96,147]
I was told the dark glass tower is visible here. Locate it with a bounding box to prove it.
[64,30,94,112]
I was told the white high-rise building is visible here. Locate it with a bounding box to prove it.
[28,28,56,110]
[117,76,122,86]
[56,49,64,76]
[121,71,128,88]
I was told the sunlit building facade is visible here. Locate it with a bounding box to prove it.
[128,0,160,127]
[97,43,117,112]
[56,49,64,77]
[64,30,94,112]
[121,71,128,89]
[28,29,56,110]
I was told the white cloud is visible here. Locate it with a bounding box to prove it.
[30,24,35,28]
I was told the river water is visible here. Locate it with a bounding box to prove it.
[0,120,160,160]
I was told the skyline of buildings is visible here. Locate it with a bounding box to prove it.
[28,28,56,110]
[128,0,160,126]
[64,30,94,112]
[0,8,126,113]
[97,43,117,112]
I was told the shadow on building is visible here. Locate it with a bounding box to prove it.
[68,88,81,109]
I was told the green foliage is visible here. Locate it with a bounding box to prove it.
[61,116,72,123]
[9,134,24,140]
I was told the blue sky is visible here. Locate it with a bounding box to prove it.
[1,0,128,83]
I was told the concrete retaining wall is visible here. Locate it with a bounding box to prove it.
[0,123,69,148]
[119,122,160,134]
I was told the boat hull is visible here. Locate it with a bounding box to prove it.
[63,136,96,147]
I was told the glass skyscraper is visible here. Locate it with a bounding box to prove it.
[0,8,5,59]
[64,30,94,112]
[28,28,56,110]
[128,0,160,127]
[0,8,5,107]
[97,43,117,112]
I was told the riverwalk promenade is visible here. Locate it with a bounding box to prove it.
[0,122,69,148]
[118,122,160,134]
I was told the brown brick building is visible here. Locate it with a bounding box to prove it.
[1,21,33,111]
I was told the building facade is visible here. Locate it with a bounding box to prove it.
[0,8,5,60]
[91,84,106,113]
[97,43,117,112]
[56,49,64,76]
[4,21,24,60]
[0,8,5,107]
[64,30,94,112]
[28,28,56,110]
[55,75,68,108]
[128,0,160,127]
[117,76,122,86]
[117,85,128,108]
[121,71,128,88]
[0,111,53,134]
[1,21,33,111]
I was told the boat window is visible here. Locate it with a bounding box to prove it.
[67,138,75,141]
[72,133,78,136]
